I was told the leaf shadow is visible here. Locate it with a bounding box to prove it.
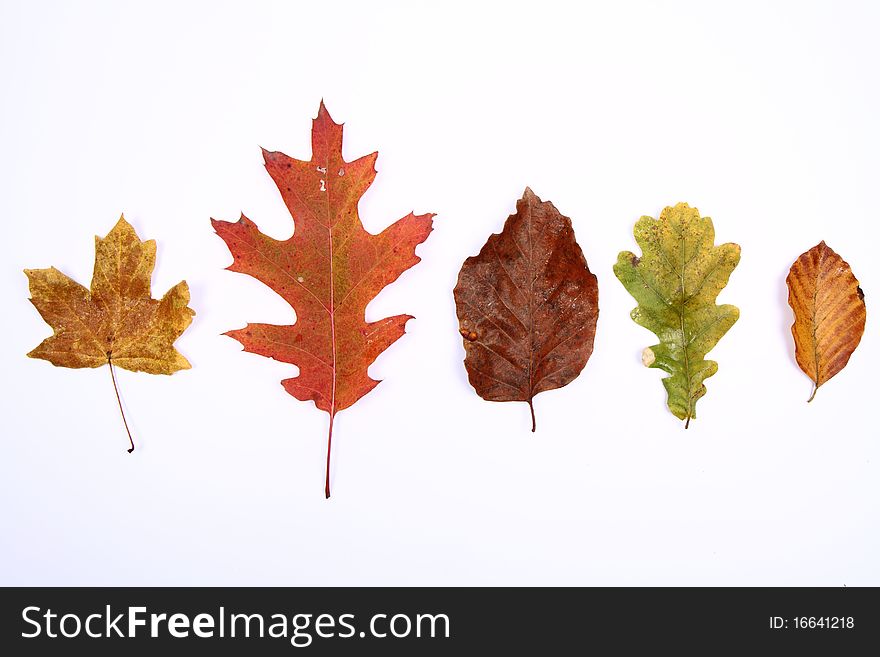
[777,261,797,368]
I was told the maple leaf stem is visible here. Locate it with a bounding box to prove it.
[325,412,335,499]
[108,357,135,453]
[685,415,690,430]
[528,398,536,433]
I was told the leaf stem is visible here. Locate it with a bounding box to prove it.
[528,398,536,433]
[325,412,335,499]
[108,357,135,453]
[807,383,818,403]
[684,414,690,430]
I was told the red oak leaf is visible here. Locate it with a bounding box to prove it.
[212,102,434,498]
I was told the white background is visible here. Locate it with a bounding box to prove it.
[1,0,878,586]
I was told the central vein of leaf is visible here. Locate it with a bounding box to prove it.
[678,231,692,423]
[325,157,337,419]
[526,202,534,401]
[324,149,337,499]
[810,250,823,383]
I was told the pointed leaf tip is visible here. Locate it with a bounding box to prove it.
[315,100,338,125]
[113,213,132,230]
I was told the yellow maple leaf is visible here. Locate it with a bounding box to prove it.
[25,216,194,451]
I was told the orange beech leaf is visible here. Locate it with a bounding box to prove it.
[212,102,434,498]
[786,241,866,402]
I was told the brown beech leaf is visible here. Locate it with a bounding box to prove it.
[786,241,866,401]
[453,188,599,431]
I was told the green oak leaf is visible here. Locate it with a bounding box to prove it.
[613,203,740,427]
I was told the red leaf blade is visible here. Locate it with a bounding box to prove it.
[213,103,434,495]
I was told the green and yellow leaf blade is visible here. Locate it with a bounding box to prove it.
[613,203,740,426]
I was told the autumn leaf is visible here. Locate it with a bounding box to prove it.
[25,216,194,452]
[212,102,434,498]
[786,241,866,401]
[453,188,599,431]
[613,203,740,427]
